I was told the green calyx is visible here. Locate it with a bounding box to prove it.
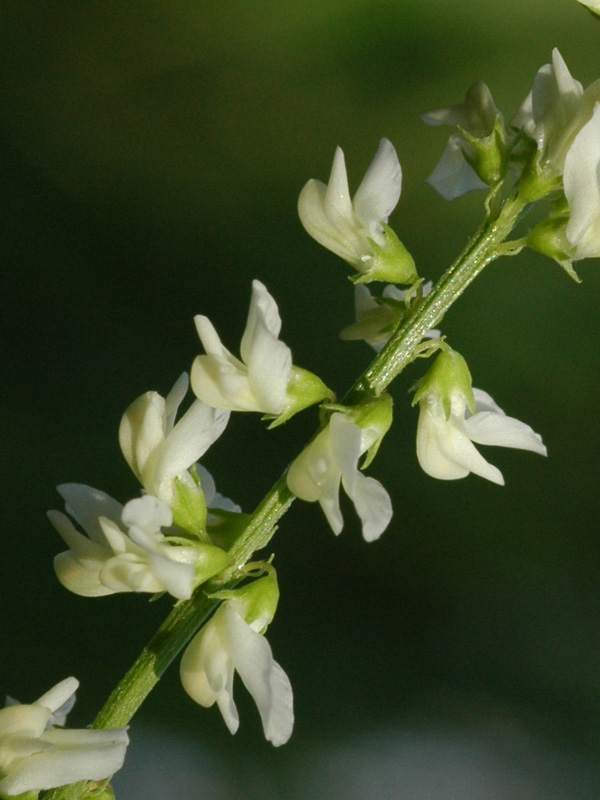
[267,367,334,429]
[413,348,474,418]
[211,565,279,634]
[525,204,581,282]
[352,223,418,285]
[461,114,507,189]
[171,476,208,540]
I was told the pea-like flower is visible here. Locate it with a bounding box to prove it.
[414,350,547,485]
[180,574,293,747]
[191,280,331,424]
[510,48,600,186]
[49,486,228,600]
[298,139,417,283]
[286,405,393,542]
[0,677,128,796]
[119,373,230,513]
[423,81,502,200]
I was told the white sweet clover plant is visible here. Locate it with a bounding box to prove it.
[8,20,600,798]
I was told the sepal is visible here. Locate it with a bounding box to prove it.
[267,366,334,428]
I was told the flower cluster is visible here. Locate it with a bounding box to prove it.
[424,49,600,273]
[36,35,600,796]
[0,678,128,797]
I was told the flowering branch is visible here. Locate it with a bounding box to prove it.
[24,41,600,800]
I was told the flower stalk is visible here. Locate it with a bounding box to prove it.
[42,184,529,800]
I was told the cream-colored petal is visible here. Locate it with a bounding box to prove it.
[352,138,401,234]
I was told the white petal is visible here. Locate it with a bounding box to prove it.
[462,412,547,455]
[164,373,189,435]
[224,606,294,746]
[118,392,166,485]
[324,146,354,221]
[190,353,251,410]
[160,401,230,493]
[122,495,172,533]
[0,727,128,795]
[343,471,393,542]
[564,103,600,259]
[56,484,122,545]
[54,551,114,597]
[145,551,195,600]
[298,178,360,264]
[416,405,504,485]
[352,138,402,233]
[241,280,283,354]
[180,617,230,707]
[35,679,78,716]
[472,387,505,415]
[425,136,487,200]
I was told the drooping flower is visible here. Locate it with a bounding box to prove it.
[422,81,505,200]
[49,485,228,600]
[180,573,293,747]
[119,373,230,521]
[413,349,547,485]
[298,139,417,283]
[0,678,128,796]
[340,282,440,352]
[191,280,331,425]
[286,401,393,542]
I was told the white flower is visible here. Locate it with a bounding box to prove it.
[298,139,416,283]
[422,82,500,200]
[511,49,600,176]
[180,600,293,747]
[563,102,600,260]
[416,387,547,485]
[0,678,128,796]
[49,486,227,600]
[340,283,440,352]
[576,0,600,11]
[286,411,392,542]
[119,373,229,508]
[191,280,330,422]
[191,280,292,415]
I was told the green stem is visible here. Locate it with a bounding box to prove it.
[42,191,526,800]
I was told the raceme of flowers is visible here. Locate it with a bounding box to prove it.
[39,39,600,788]
[0,678,128,796]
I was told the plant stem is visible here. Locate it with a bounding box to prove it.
[42,191,526,800]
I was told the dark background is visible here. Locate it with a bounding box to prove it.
[2,1,600,797]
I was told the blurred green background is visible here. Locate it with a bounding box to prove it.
[2,1,600,797]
